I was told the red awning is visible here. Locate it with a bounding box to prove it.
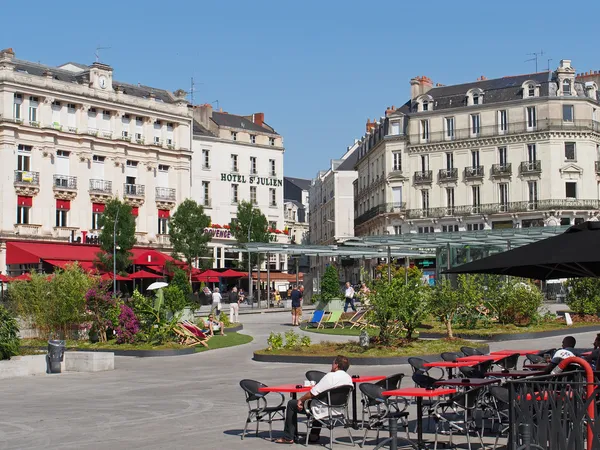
[131,207,139,216]
[158,209,170,218]
[0,274,10,282]
[192,275,219,283]
[10,273,31,281]
[251,272,304,282]
[129,270,163,280]
[56,199,71,210]
[45,260,95,272]
[17,196,33,207]
[100,272,130,281]
[221,268,248,278]
[92,203,105,213]
[131,250,176,266]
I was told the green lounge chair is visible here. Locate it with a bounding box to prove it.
[318,310,342,329]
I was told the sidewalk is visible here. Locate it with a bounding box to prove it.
[193,303,318,315]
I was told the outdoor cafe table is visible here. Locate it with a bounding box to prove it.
[349,375,386,428]
[457,355,505,363]
[484,370,546,378]
[490,349,539,356]
[423,361,475,378]
[523,363,550,370]
[379,387,456,450]
[258,383,311,399]
[435,378,501,388]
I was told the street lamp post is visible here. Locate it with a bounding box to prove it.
[113,206,120,293]
[248,209,255,308]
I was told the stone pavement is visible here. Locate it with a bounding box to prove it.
[0,310,596,450]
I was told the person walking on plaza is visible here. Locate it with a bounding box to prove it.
[343,282,356,312]
[275,355,353,444]
[290,285,303,326]
[228,287,240,323]
[211,287,222,316]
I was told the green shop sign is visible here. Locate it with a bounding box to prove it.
[220,173,283,186]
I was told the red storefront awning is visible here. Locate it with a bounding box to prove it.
[158,209,170,218]
[45,259,95,272]
[92,203,105,213]
[131,207,139,216]
[17,196,33,207]
[56,199,71,210]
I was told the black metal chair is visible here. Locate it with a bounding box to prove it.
[375,373,405,391]
[306,370,327,384]
[495,353,520,371]
[411,373,444,433]
[408,357,444,380]
[305,385,355,448]
[239,379,285,440]
[461,346,484,356]
[459,360,493,379]
[358,383,410,448]
[526,354,545,364]
[441,351,463,362]
[488,386,510,449]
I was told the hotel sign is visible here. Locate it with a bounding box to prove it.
[220,173,283,187]
[204,227,234,240]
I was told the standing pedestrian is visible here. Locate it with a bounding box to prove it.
[343,282,356,312]
[211,287,222,316]
[290,285,302,326]
[229,287,240,323]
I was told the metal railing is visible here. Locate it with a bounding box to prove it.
[14,170,40,186]
[520,160,542,174]
[413,170,433,184]
[53,175,77,189]
[409,119,600,145]
[155,187,176,201]
[492,163,512,177]
[464,165,485,179]
[354,202,406,227]
[124,183,145,197]
[438,168,458,181]
[89,179,112,193]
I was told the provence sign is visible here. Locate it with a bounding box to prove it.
[204,228,234,240]
[220,173,283,186]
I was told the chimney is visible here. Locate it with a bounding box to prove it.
[192,103,213,129]
[385,105,396,116]
[420,76,433,95]
[0,48,15,59]
[410,77,421,99]
[253,112,264,127]
[366,118,376,133]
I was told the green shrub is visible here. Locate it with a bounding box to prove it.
[565,278,600,315]
[320,265,341,301]
[267,332,283,350]
[220,312,232,327]
[284,330,300,349]
[171,268,192,297]
[0,305,20,360]
[300,335,311,347]
[163,286,187,315]
[495,280,543,325]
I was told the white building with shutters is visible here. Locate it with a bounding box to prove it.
[0,47,192,273]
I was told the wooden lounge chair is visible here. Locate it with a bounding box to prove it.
[349,309,370,330]
[318,311,342,329]
[174,327,197,346]
[178,323,210,348]
[306,310,328,328]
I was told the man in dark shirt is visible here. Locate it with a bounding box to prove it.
[290,285,303,326]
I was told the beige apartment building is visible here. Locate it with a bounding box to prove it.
[354,59,600,236]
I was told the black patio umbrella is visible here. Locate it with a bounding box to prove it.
[445,221,600,279]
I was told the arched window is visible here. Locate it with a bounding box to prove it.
[528,84,535,97]
[466,88,484,106]
[563,79,571,95]
[473,93,480,105]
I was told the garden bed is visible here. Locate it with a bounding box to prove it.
[254,339,488,365]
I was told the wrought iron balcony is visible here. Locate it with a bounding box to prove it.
[89,179,112,193]
[438,168,458,182]
[14,170,39,186]
[53,175,77,190]
[464,166,485,179]
[124,183,145,197]
[520,160,542,175]
[155,187,176,201]
[413,170,433,184]
[354,202,406,227]
[491,163,512,177]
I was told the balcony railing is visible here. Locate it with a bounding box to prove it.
[124,183,145,197]
[413,170,433,184]
[155,187,176,201]
[89,179,112,193]
[14,170,40,186]
[354,202,406,227]
[520,160,542,174]
[464,165,485,179]
[438,168,458,182]
[491,163,512,177]
[409,119,600,145]
[595,161,600,174]
[53,175,77,190]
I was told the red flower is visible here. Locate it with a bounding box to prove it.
[275,229,282,234]
[223,224,230,229]
[283,229,290,235]
[213,224,222,229]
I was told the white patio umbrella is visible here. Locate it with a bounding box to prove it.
[147,281,168,291]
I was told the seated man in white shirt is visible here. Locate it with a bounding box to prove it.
[546,335,577,374]
[276,355,353,444]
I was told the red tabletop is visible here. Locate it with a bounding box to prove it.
[582,351,592,357]
[382,387,456,398]
[351,375,386,383]
[457,355,504,362]
[424,361,475,368]
[491,349,539,356]
[435,378,500,387]
[258,384,312,394]
[523,363,550,370]
[485,370,546,378]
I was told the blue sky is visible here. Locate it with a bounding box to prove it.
[1,0,598,179]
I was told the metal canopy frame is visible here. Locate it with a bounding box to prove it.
[240,242,434,258]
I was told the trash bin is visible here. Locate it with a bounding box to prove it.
[47,340,65,374]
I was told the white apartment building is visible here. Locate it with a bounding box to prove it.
[191,105,288,270]
[354,59,600,236]
[0,48,192,274]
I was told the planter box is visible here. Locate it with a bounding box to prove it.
[0,355,53,379]
[65,352,114,372]
[0,351,114,379]
[315,298,344,312]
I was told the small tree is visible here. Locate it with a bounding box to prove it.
[97,198,136,274]
[168,199,212,277]
[431,277,460,338]
[163,285,188,314]
[320,265,341,301]
[565,278,600,316]
[496,279,544,325]
[0,305,20,360]
[170,267,192,298]
[229,201,270,268]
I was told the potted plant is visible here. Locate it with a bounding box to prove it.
[316,265,344,311]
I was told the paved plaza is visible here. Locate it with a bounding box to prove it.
[0,309,595,450]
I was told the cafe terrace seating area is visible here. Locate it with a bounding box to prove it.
[239,347,600,449]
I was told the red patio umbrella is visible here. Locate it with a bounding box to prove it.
[199,269,223,278]
[220,269,248,278]
[192,274,219,283]
[0,274,10,282]
[128,270,163,280]
[100,272,130,281]
[11,273,31,281]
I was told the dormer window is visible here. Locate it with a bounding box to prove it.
[522,81,539,98]
[422,101,429,111]
[563,79,572,96]
[416,95,434,112]
[585,82,598,100]
[466,88,484,106]
[528,85,535,97]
